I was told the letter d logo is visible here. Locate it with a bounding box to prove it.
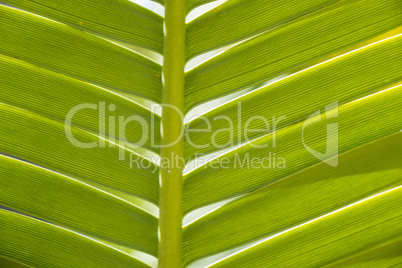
[302,101,338,167]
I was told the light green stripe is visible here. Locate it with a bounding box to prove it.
[158,0,186,266]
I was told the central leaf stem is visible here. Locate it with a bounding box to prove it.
[159,0,185,267]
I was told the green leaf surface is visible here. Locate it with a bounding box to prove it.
[1,0,401,266]
[156,0,218,14]
[186,0,216,13]
[0,210,150,268]
[184,35,402,158]
[0,155,158,255]
[1,0,163,52]
[0,103,159,204]
[185,0,401,111]
[0,256,31,268]
[184,84,402,212]
[210,187,402,267]
[186,0,341,59]
[0,5,162,103]
[0,54,161,152]
[324,238,402,268]
[183,132,402,264]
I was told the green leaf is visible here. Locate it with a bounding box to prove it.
[0,5,162,102]
[0,155,158,255]
[210,187,402,267]
[186,0,216,13]
[186,0,342,59]
[184,34,402,158]
[324,238,402,268]
[0,103,159,204]
[0,256,31,268]
[0,54,161,152]
[183,132,402,264]
[1,0,163,52]
[1,0,401,266]
[184,84,402,212]
[184,0,401,111]
[0,209,151,268]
